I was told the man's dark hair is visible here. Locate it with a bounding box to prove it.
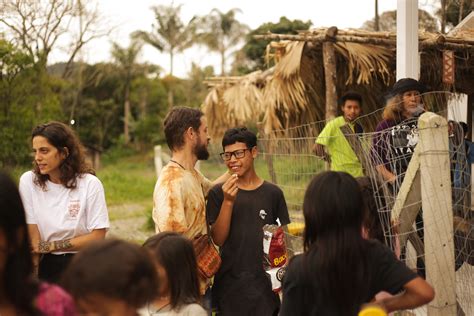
[222,127,257,149]
[459,122,469,136]
[164,107,204,151]
[338,91,363,107]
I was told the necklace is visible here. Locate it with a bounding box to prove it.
[169,159,186,170]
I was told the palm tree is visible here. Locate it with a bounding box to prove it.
[111,40,142,144]
[134,4,196,108]
[197,8,249,76]
[134,4,196,77]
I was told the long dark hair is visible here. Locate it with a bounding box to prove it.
[143,232,201,310]
[0,171,40,315]
[303,171,369,315]
[31,121,94,190]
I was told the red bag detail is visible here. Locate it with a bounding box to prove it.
[192,234,221,279]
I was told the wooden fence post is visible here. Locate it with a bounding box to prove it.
[322,27,338,121]
[418,112,456,315]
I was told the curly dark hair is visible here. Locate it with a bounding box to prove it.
[163,106,204,151]
[31,121,94,190]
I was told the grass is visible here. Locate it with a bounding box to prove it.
[98,152,156,207]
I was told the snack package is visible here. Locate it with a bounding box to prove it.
[263,224,288,292]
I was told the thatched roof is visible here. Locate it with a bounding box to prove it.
[202,27,474,138]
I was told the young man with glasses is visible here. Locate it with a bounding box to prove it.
[206,127,290,316]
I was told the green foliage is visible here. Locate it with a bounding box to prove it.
[98,153,156,206]
[236,17,312,73]
[134,3,197,76]
[444,0,472,27]
[196,8,249,75]
[0,39,63,167]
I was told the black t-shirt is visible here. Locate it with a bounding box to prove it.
[280,240,418,316]
[206,181,290,315]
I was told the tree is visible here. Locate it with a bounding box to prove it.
[134,4,196,77]
[0,0,109,74]
[361,9,439,32]
[236,17,312,73]
[134,3,196,108]
[111,40,143,144]
[197,9,249,75]
[437,0,473,32]
[0,39,62,166]
[184,63,215,107]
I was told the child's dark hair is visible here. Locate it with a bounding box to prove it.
[143,232,201,310]
[222,127,257,149]
[303,171,369,315]
[0,171,40,315]
[61,239,158,309]
[356,176,387,244]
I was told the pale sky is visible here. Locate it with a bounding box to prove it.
[49,0,440,77]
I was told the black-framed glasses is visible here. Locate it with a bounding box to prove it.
[219,148,251,161]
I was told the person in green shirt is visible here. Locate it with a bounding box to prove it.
[313,91,364,177]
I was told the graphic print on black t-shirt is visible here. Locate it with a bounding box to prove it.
[388,118,419,175]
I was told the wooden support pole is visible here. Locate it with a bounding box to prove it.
[396,0,419,80]
[322,28,338,121]
[468,94,473,140]
[391,150,422,248]
[418,112,456,316]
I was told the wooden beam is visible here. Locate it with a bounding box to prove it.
[418,112,456,315]
[391,150,422,247]
[339,124,368,173]
[322,39,338,120]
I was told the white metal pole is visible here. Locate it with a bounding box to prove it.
[396,0,419,80]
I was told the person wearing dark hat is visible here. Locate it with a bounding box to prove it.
[313,91,365,177]
[372,78,427,185]
[371,78,428,278]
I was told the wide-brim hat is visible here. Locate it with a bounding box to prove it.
[389,78,428,97]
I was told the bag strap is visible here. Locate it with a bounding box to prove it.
[201,184,212,243]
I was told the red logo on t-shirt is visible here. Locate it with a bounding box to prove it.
[67,200,80,219]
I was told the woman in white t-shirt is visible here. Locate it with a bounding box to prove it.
[19,121,109,283]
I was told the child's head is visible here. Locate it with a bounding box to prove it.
[143,232,200,309]
[303,171,365,250]
[61,239,158,316]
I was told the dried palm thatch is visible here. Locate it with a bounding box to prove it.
[203,27,474,140]
[334,42,392,85]
[202,70,269,140]
[263,41,316,134]
[257,27,474,134]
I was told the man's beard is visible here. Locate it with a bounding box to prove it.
[194,141,210,160]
